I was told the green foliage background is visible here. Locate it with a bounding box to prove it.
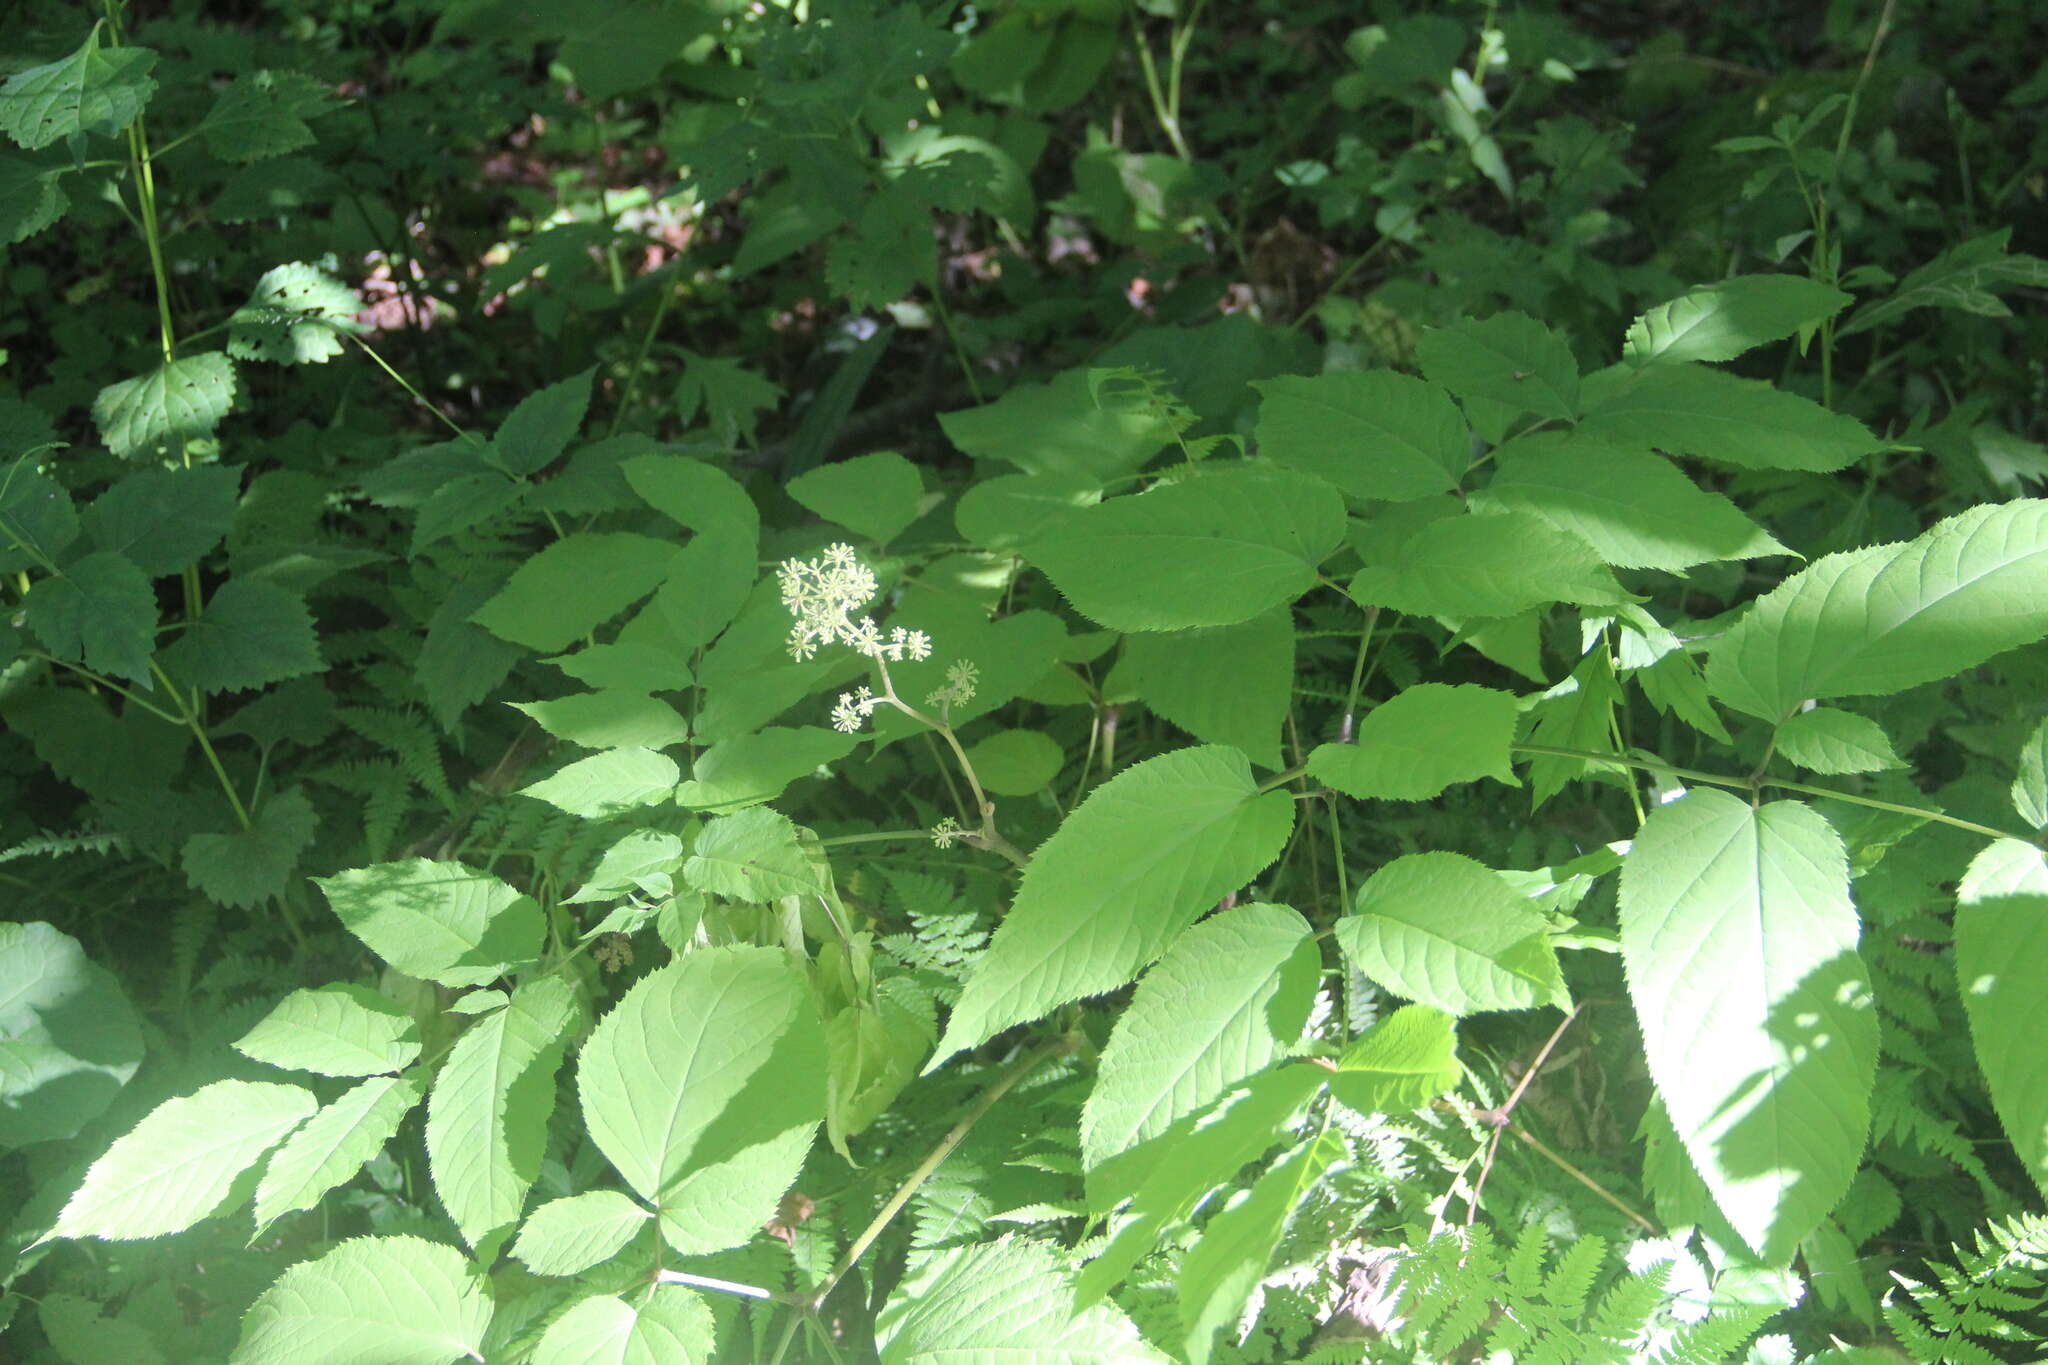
[2,0,2047,1361]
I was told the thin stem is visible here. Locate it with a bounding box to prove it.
[343,332,471,440]
[1510,743,2030,844]
[609,271,678,438]
[928,286,983,404]
[1508,1126,1656,1231]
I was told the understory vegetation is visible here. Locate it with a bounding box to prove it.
[3,0,2048,1361]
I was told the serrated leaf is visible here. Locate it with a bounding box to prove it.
[24,550,157,684]
[531,1288,714,1365]
[510,691,689,750]
[80,464,240,575]
[513,1190,652,1276]
[1348,508,1632,618]
[490,368,593,477]
[200,70,336,163]
[1580,363,1879,473]
[253,1074,423,1235]
[235,983,420,1077]
[48,1079,314,1241]
[1416,311,1579,421]
[879,1236,1168,1365]
[1080,904,1317,1169]
[159,577,321,694]
[942,367,1174,482]
[520,747,680,819]
[956,471,1103,552]
[230,1235,492,1365]
[1624,274,1853,366]
[1620,790,1877,1263]
[566,829,685,905]
[470,532,680,652]
[1329,1004,1462,1112]
[1840,229,2048,336]
[2014,716,2048,830]
[1707,499,2048,721]
[0,154,68,241]
[683,806,826,902]
[315,857,543,989]
[1308,682,1520,801]
[787,449,925,545]
[228,262,359,365]
[657,1121,817,1255]
[0,921,143,1148]
[673,727,858,811]
[1122,608,1293,768]
[1473,431,1786,570]
[0,462,79,572]
[1336,852,1567,1016]
[577,946,825,1202]
[1022,464,1345,631]
[934,746,1295,1067]
[1954,840,2048,1201]
[92,353,237,460]
[622,455,760,648]
[1773,708,1904,775]
[1180,1128,1345,1365]
[548,641,694,693]
[38,1292,164,1365]
[1252,370,1468,502]
[0,32,156,149]
[426,976,578,1249]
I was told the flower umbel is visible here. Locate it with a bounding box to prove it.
[926,660,979,711]
[930,817,964,849]
[830,685,880,734]
[778,543,931,663]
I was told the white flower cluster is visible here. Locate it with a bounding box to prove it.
[830,685,880,734]
[930,817,964,849]
[778,543,932,664]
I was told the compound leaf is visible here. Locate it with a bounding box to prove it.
[253,1074,424,1235]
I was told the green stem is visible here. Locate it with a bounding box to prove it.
[608,269,678,438]
[153,661,252,830]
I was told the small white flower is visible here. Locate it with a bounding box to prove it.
[829,685,879,734]
[930,817,963,849]
[926,659,979,710]
[778,543,879,660]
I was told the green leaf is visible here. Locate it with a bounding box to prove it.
[159,577,321,694]
[788,449,925,546]
[1180,1128,1345,1365]
[1122,608,1293,769]
[512,1190,652,1276]
[673,727,859,812]
[253,1074,424,1235]
[547,641,694,693]
[672,350,781,447]
[1579,363,1880,473]
[235,983,421,1077]
[490,368,593,477]
[1840,229,2048,337]
[1955,840,2048,1200]
[577,946,825,1203]
[1080,904,1318,1169]
[315,858,544,989]
[1620,790,1877,1263]
[963,728,1067,796]
[25,550,156,684]
[567,830,684,905]
[38,1292,164,1365]
[1308,682,1520,801]
[0,462,79,572]
[1252,370,1468,502]
[0,31,156,149]
[622,455,760,648]
[2014,716,2048,830]
[1328,1004,1462,1112]
[231,1235,492,1365]
[878,1236,1168,1365]
[48,1079,314,1241]
[181,787,320,910]
[1624,275,1853,366]
[1772,708,1904,775]
[228,262,359,365]
[657,1121,817,1255]
[200,70,336,162]
[0,921,143,1148]
[1416,311,1579,422]
[939,367,1174,483]
[471,533,681,653]
[1707,500,2048,721]
[510,691,689,750]
[0,153,68,241]
[531,1288,715,1365]
[956,471,1102,552]
[1347,508,1632,618]
[92,353,237,460]
[520,747,679,819]
[426,976,579,1250]
[1078,1067,1324,1304]
[1021,464,1344,631]
[1337,852,1567,1016]
[683,806,827,902]
[934,746,1295,1066]
[81,464,240,575]
[1473,432,1787,570]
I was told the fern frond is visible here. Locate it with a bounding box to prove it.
[338,704,456,810]
[1885,1212,2048,1365]
[0,827,129,864]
